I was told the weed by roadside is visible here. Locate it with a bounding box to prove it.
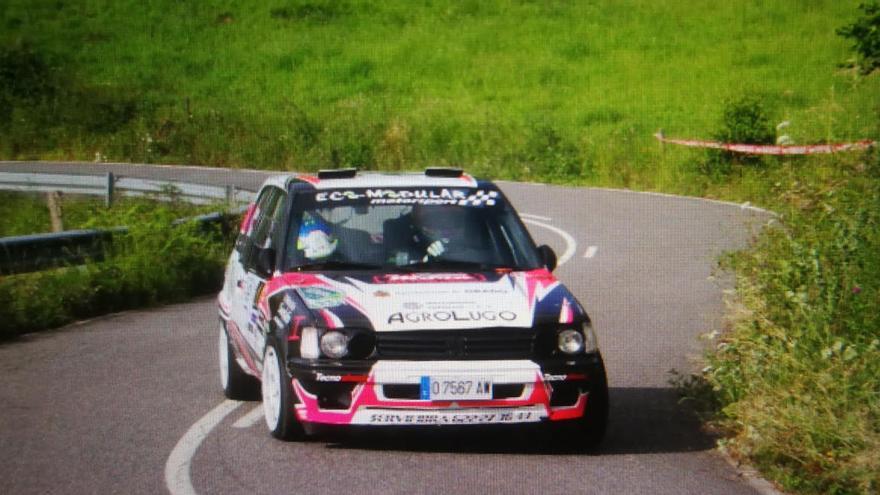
[679,152,880,494]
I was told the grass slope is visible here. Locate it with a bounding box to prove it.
[1,0,878,193]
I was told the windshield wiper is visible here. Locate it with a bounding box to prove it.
[293,260,384,271]
[400,259,516,272]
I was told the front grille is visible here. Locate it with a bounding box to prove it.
[375,329,535,360]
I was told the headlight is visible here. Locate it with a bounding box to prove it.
[557,329,584,354]
[320,330,349,359]
[582,322,599,353]
[300,326,320,359]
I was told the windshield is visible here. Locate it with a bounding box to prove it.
[282,186,541,271]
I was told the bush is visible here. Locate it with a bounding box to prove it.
[715,95,776,146]
[837,3,880,75]
[701,94,776,176]
[519,123,590,180]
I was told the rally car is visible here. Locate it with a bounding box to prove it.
[217,168,609,447]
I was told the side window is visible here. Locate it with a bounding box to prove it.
[251,188,285,249]
[239,187,284,269]
[266,191,290,251]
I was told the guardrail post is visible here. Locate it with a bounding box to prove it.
[47,191,64,232]
[225,185,235,206]
[105,172,115,207]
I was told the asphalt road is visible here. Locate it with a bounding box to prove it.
[0,161,771,494]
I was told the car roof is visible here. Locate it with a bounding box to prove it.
[259,169,492,192]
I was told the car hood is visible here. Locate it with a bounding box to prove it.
[263,269,582,332]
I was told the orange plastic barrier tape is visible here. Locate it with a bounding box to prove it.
[654,133,876,155]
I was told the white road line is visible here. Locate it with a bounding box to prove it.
[495,179,778,217]
[232,405,264,429]
[519,213,553,221]
[165,400,242,495]
[521,218,577,267]
[583,246,598,259]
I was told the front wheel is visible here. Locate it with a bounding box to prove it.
[261,344,304,440]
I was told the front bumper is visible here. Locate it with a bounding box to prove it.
[288,356,603,426]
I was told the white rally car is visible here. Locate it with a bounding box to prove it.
[217,168,608,447]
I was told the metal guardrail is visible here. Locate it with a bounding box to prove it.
[0,228,121,275]
[0,171,256,275]
[0,171,256,205]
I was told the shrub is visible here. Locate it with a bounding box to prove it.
[519,123,590,180]
[837,3,880,75]
[702,94,776,176]
[715,94,776,146]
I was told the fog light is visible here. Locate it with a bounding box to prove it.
[320,331,349,359]
[558,329,584,354]
[300,326,320,359]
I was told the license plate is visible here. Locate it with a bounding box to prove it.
[420,376,493,400]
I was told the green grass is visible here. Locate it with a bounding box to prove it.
[1,0,878,194]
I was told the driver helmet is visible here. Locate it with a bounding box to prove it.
[297,213,338,259]
[411,204,468,243]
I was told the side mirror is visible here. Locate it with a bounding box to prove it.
[255,247,276,277]
[537,245,557,272]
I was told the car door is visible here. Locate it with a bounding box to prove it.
[231,186,286,360]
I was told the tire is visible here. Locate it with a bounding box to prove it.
[552,356,610,452]
[261,343,304,440]
[218,324,260,400]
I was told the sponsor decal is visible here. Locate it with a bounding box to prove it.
[298,287,346,309]
[314,188,498,206]
[542,373,587,382]
[286,315,306,342]
[373,273,486,284]
[315,373,368,383]
[373,290,391,298]
[320,308,344,329]
[463,288,510,294]
[239,203,257,234]
[315,373,342,382]
[274,293,297,325]
[387,310,518,325]
[543,374,568,382]
[249,311,268,335]
[558,298,574,324]
[367,410,538,425]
